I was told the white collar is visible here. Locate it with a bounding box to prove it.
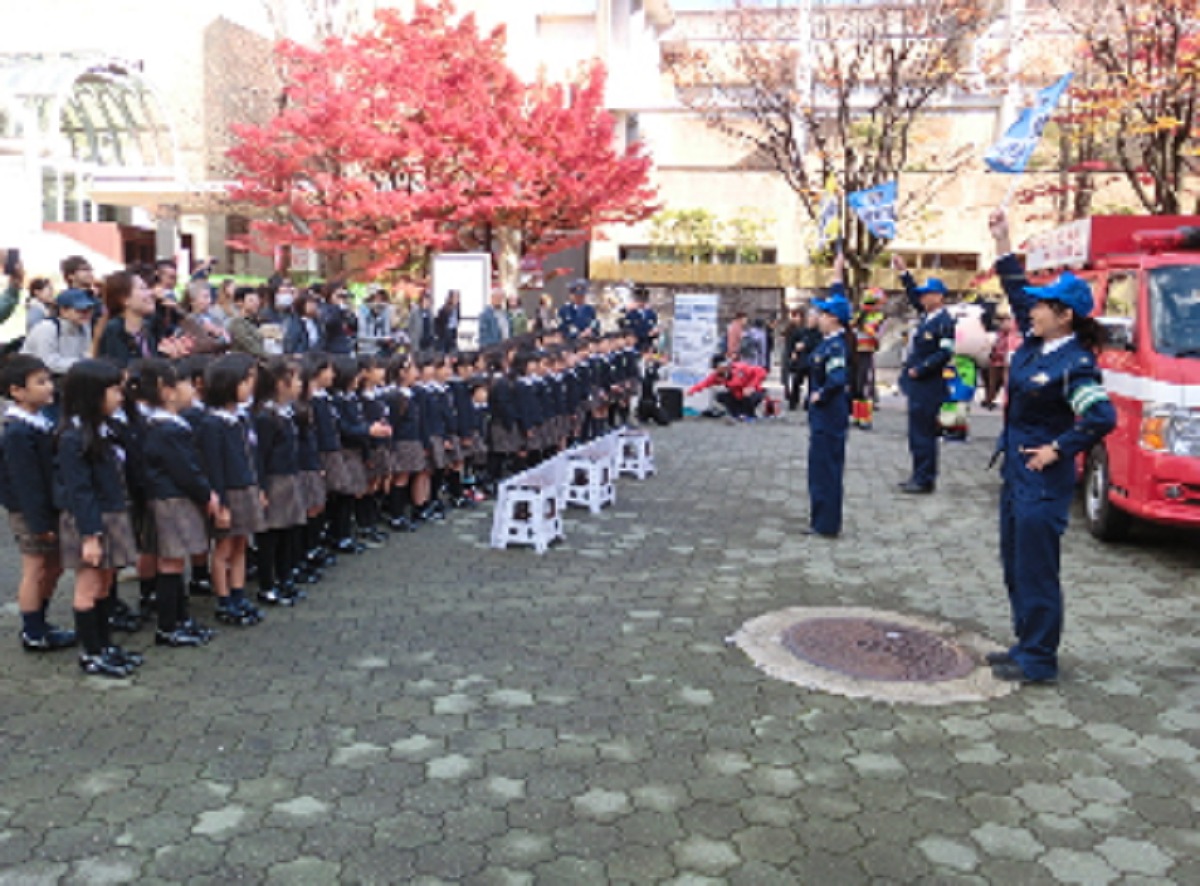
[3,405,53,432]
[312,389,330,399]
[823,331,843,341]
[146,408,191,429]
[1041,333,1075,356]
[211,408,241,425]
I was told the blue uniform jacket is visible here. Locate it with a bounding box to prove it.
[254,406,301,479]
[197,411,259,505]
[995,254,1117,499]
[311,392,341,454]
[419,383,454,440]
[143,412,213,504]
[489,377,517,431]
[624,307,658,348]
[386,387,422,443]
[808,332,851,428]
[558,303,598,340]
[448,378,474,437]
[0,410,58,534]
[333,392,371,452]
[56,424,129,536]
[900,272,957,404]
[515,378,544,434]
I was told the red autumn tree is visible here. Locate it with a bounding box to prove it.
[228,1,657,281]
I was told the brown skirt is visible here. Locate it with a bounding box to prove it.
[490,423,525,456]
[299,470,326,512]
[341,449,369,496]
[365,446,391,483]
[263,474,306,531]
[60,511,137,571]
[391,440,428,475]
[9,512,61,557]
[217,485,266,538]
[428,435,463,470]
[458,432,484,460]
[151,497,210,559]
[321,450,352,496]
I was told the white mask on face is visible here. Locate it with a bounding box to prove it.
[276,292,295,309]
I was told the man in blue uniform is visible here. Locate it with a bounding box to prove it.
[893,257,956,493]
[622,287,659,352]
[558,280,599,340]
[987,208,1116,684]
[806,280,852,538]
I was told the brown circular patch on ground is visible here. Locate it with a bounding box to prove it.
[780,617,976,683]
[729,607,1018,705]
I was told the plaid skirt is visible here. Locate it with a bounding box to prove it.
[391,440,428,475]
[9,512,60,557]
[299,470,326,512]
[264,474,306,531]
[341,450,369,496]
[60,511,137,571]
[132,500,157,556]
[365,446,391,483]
[321,450,366,497]
[428,435,463,470]
[151,497,210,559]
[217,486,267,538]
[490,423,524,456]
[458,431,484,461]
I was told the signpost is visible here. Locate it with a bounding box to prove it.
[670,292,721,412]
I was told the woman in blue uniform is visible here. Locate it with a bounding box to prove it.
[988,208,1117,684]
[805,267,852,539]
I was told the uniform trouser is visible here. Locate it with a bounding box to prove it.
[808,412,848,535]
[907,396,941,486]
[786,367,808,409]
[999,487,1070,680]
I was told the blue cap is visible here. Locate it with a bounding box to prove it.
[814,293,851,325]
[56,288,98,311]
[1024,272,1094,317]
[913,277,948,296]
[568,279,589,296]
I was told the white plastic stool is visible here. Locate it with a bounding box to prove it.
[617,429,655,480]
[565,450,616,514]
[490,465,564,554]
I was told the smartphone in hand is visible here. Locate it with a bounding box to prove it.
[3,248,20,276]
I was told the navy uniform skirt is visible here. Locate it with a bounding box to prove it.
[151,497,209,559]
[60,511,137,570]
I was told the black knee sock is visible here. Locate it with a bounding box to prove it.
[156,573,182,632]
[256,531,278,590]
[332,495,352,540]
[139,576,156,608]
[97,596,114,647]
[191,560,211,585]
[355,496,374,531]
[448,471,463,500]
[74,607,103,656]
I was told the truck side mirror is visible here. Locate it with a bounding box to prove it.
[1100,318,1135,352]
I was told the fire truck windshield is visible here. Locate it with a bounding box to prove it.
[1149,265,1200,358]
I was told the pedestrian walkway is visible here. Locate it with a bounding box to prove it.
[1,407,1198,883]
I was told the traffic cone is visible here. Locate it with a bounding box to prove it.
[859,399,873,430]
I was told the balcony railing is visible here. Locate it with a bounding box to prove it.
[590,258,979,291]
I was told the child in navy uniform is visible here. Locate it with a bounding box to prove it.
[383,355,427,531]
[253,357,308,606]
[0,355,74,652]
[294,355,331,576]
[197,354,266,626]
[309,355,362,553]
[57,360,142,678]
[330,356,382,548]
[138,359,220,646]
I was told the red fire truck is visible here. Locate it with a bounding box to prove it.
[1022,215,1200,540]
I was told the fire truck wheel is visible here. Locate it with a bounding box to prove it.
[1084,445,1132,542]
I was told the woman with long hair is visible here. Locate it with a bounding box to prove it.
[95,270,191,366]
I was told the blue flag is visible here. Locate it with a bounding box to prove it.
[847,181,898,240]
[985,72,1074,174]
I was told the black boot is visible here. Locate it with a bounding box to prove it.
[97,596,144,668]
[155,574,205,647]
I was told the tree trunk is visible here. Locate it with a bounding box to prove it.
[496,228,522,299]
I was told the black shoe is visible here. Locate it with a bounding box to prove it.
[79,652,132,678]
[802,528,839,539]
[216,602,260,626]
[294,565,321,585]
[388,515,415,532]
[155,628,207,648]
[335,538,363,555]
[991,662,1057,684]
[108,600,142,633]
[257,588,295,607]
[188,578,213,597]
[21,627,77,652]
[179,619,216,643]
[281,583,307,603]
[985,650,1013,666]
[898,482,935,495]
[103,645,144,668]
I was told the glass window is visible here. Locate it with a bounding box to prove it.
[1104,273,1136,318]
[1148,265,1200,358]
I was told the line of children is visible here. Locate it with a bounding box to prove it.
[0,328,645,678]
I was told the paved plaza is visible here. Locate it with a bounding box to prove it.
[1,401,1198,884]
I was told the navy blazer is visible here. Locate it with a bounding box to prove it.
[56,424,129,536]
[449,379,475,437]
[361,392,390,450]
[385,387,422,443]
[254,406,301,479]
[808,332,851,431]
[311,392,342,453]
[899,272,957,403]
[197,411,259,503]
[514,378,543,433]
[333,392,370,451]
[0,410,58,534]
[419,383,454,440]
[489,377,517,431]
[143,412,213,504]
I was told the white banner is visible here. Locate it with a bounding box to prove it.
[432,252,491,350]
[671,292,721,408]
